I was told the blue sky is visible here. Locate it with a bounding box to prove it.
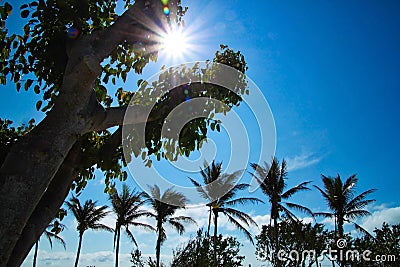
[2,0,400,266]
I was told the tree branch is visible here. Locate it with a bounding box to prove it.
[88,105,162,133]
[88,0,171,63]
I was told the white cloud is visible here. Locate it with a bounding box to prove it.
[31,250,132,267]
[360,206,400,232]
[286,152,323,171]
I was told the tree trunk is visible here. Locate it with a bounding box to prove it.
[156,222,163,267]
[207,206,212,236]
[7,141,82,267]
[115,228,120,267]
[0,115,80,265]
[213,210,218,267]
[0,38,103,265]
[337,218,344,267]
[32,241,38,267]
[75,233,84,267]
[273,217,280,267]
[0,2,173,265]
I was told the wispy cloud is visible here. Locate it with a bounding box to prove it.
[360,205,400,233]
[286,152,323,171]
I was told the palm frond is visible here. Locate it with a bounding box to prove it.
[353,221,374,239]
[189,177,211,201]
[125,227,139,247]
[280,205,300,223]
[283,202,314,217]
[130,221,156,232]
[281,181,312,199]
[224,197,263,207]
[345,209,371,220]
[225,213,254,244]
[313,212,334,218]
[168,220,185,235]
[44,231,66,249]
[346,189,376,211]
[223,207,258,226]
[313,185,331,203]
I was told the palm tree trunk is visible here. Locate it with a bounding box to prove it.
[213,210,218,267]
[74,233,83,267]
[207,206,212,236]
[156,222,163,267]
[32,241,38,267]
[273,217,280,267]
[115,229,120,267]
[337,218,344,267]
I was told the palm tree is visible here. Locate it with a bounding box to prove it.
[66,196,113,267]
[109,184,155,267]
[314,174,376,238]
[32,220,66,267]
[190,161,263,267]
[143,185,195,267]
[249,158,312,267]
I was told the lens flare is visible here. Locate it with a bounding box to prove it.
[66,27,79,39]
[162,28,188,58]
[163,6,170,15]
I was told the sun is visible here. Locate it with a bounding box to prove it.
[161,28,189,60]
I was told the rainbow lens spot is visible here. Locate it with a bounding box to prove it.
[163,6,170,15]
[66,27,79,39]
[161,0,168,5]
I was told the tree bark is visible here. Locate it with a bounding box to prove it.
[156,222,163,267]
[207,206,212,236]
[115,228,120,267]
[75,233,83,267]
[273,217,280,267]
[0,26,106,263]
[7,141,82,267]
[213,210,218,267]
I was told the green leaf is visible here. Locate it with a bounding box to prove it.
[34,85,40,94]
[24,79,33,91]
[4,2,12,16]
[36,100,42,111]
[20,4,28,10]
[21,9,29,18]
[29,2,38,8]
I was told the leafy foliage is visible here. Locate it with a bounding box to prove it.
[171,229,245,267]
[1,0,250,197]
[2,0,181,110]
[0,118,35,165]
[255,220,330,267]
[351,223,399,267]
